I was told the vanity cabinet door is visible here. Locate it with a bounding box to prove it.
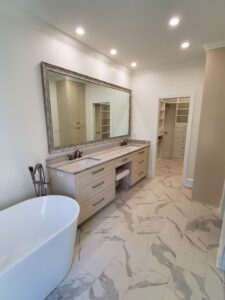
[77,171,115,204]
[78,186,115,225]
[128,147,150,185]
[76,162,114,184]
[75,161,116,223]
[132,154,148,170]
[115,154,132,167]
[131,166,148,185]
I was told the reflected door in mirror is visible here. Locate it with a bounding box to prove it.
[49,79,86,146]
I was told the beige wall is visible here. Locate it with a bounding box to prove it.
[192,47,225,206]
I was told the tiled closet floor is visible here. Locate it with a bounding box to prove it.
[47,159,225,300]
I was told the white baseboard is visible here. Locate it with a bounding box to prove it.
[183,177,193,188]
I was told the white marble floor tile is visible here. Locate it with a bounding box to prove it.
[163,287,182,300]
[175,235,208,277]
[74,238,123,278]
[46,159,224,300]
[87,261,132,300]
[46,264,96,300]
[139,234,177,279]
[168,266,209,300]
[135,215,166,236]
[204,264,225,300]
[122,271,168,300]
[111,231,156,279]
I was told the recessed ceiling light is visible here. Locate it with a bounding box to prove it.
[181,41,190,49]
[169,17,180,27]
[131,62,137,68]
[76,27,85,35]
[110,49,117,55]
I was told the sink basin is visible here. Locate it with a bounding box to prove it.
[70,157,101,168]
[120,145,142,151]
[127,144,141,148]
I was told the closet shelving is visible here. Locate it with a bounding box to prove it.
[176,101,189,124]
[158,100,166,136]
[174,98,190,158]
[94,103,111,140]
[157,97,190,160]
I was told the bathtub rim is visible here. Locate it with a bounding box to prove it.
[0,195,80,276]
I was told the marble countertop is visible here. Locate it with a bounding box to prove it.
[48,144,150,175]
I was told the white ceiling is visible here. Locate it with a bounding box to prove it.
[4,0,225,69]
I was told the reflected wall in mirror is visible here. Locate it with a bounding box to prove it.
[41,63,131,153]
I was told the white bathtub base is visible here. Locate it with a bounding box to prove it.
[0,196,80,300]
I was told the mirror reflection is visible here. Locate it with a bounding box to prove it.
[47,71,130,148]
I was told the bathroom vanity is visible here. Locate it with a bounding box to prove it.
[48,144,150,224]
[41,62,150,224]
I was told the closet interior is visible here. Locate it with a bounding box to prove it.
[157,97,190,161]
[93,102,111,140]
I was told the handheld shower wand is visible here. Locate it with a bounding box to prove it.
[28,163,49,197]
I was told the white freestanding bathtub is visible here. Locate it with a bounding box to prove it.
[0,195,80,300]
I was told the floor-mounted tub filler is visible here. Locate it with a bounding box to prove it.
[0,195,80,300]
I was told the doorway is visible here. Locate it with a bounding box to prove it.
[156,96,191,184]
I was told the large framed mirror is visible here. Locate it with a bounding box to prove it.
[41,62,131,153]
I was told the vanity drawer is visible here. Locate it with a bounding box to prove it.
[77,171,115,203]
[132,156,148,171]
[76,162,114,185]
[131,165,147,185]
[78,185,115,224]
[115,154,132,167]
[132,147,149,160]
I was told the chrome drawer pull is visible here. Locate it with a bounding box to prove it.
[92,167,104,174]
[139,160,144,164]
[138,171,144,176]
[92,181,104,189]
[93,197,105,207]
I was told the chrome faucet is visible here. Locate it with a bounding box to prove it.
[67,149,83,160]
[120,138,129,146]
[74,149,82,159]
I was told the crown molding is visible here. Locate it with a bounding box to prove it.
[204,40,225,50]
[0,2,130,73]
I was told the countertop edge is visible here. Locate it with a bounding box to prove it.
[47,144,150,175]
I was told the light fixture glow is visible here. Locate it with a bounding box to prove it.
[110,49,117,55]
[76,27,85,35]
[181,41,190,49]
[131,62,137,68]
[169,17,180,27]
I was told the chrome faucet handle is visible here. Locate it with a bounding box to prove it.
[67,154,74,161]
[74,149,81,159]
[120,138,129,146]
[78,151,83,158]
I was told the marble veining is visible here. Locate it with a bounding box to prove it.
[46,159,225,300]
